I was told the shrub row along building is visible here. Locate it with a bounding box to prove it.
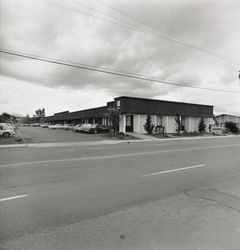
[44,96,215,134]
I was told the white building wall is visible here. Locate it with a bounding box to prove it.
[185,117,191,132]
[168,116,177,133]
[204,118,209,133]
[119,114,126,133]
[189,117,201,132]
[122,114,213,134]
[162,116,176,133]
[152,115,157,127]
[139,114,147,133]
[133,114,141,133]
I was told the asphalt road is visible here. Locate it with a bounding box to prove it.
[1,136,240,247]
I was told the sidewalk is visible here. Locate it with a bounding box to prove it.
[0,134,239,149]
[0,140,124,148]
[126,132,160,141]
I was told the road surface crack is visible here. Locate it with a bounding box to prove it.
[184,188,240,213]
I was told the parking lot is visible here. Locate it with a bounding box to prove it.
[0,126,116,144]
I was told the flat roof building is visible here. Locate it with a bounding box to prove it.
[216,114,240,128]
[44,96,214,134]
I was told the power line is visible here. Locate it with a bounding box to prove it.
[70,0,147,32]
[45,0,148,34]
[93,0,240,65]
[1,48,240,94]
[46,0,239,65]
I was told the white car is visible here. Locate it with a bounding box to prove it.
[49,124,63,129]
[73,124,83,132]
[32,123,40,127]
[40,123,49,128]
[63,124,75,130]
[0,123,16,130]
[81,124,94,133]
[0,125,15,137]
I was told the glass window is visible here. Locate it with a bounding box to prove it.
[126,116,131,126]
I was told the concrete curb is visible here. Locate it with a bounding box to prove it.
[0,135,239,149]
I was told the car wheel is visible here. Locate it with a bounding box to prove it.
[94,129,98,134]
[3,132,10,138]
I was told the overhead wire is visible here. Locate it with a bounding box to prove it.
[45,0,239,65]
[1,49,239,94]
[92,0,240,65]
[45,0,149,34]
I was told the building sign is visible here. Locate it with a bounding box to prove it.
[117,100,120,109]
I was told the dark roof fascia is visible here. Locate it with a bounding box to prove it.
[114,96,213,108]
[216,114,240,118]
[70,106,107,114]
[120,111,213,117]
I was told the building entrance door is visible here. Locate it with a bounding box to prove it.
[126,115,134,132]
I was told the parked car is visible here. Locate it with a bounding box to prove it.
[81,124,93,133]
[0,125,15,137]
[40,123,49,128]
[0,123,16,130]
[48,124,55,129]
[63,124,75,130]
[89,124,110,134]
[32,123,40,127]
[48,124,63,129]
[73,124,82,132]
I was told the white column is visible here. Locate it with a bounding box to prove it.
[184,117,190,132]
[162,116,169,133]
[119,114,126,133]
[133,114,141,133]
[205,118,209,133]
[138,114,141,133]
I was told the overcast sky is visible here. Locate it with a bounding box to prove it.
[0,0,240,117]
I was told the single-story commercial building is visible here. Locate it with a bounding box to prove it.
[216,114,240,128]
[44,96,214,134]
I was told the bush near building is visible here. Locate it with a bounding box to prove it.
[144,115,155,134]
[198,117,206,133]
[225,121,239,133]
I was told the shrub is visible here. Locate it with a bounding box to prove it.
[144,115,155,134]
[225,122,239,133]
[175,114,182,133]
[198,117,206,133]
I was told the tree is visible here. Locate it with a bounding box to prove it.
[108,108,119,134]
[34,108,45,123]
[0,112,11,122]
[225,121,239,133]
[35,108,45,118]
[144,115,155,134]
[175,114,182,133]
[198,117,206,133]
[23,114,32,124]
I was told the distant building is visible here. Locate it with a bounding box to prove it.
[44,96,214,134]
[216,114,240,128]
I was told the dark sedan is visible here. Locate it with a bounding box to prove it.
[89,124,110,134]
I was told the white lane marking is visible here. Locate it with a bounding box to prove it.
[0,194,29,202]
[0,143,239,168]
[140,164,207,177]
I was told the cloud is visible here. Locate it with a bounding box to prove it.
[1,0,240,115]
